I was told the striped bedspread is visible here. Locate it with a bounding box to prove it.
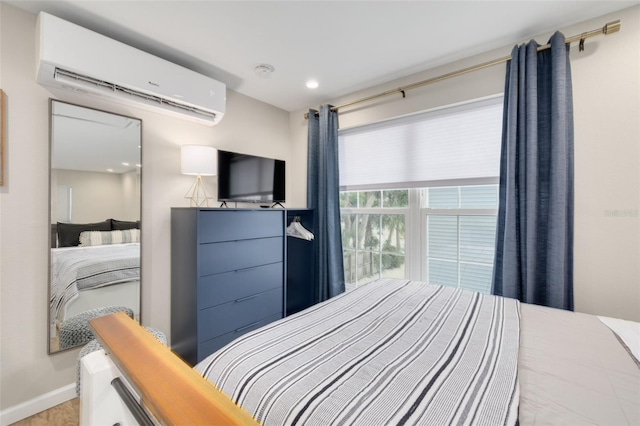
[197,279,520,426]
[50,243,140,323]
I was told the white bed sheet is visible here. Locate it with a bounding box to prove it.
[598,315,640,363]
[50,243,140,324]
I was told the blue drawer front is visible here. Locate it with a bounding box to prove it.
[198,313,282,362]
[198,237,283,276]
[198,210,283,243]
[198,262,283,310]
[198,287,282,342]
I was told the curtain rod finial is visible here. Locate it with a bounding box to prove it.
[604,20,621,35]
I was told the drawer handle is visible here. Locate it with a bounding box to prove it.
[234,294,260,303]
[235,320,262,333]
[235,266,259,273]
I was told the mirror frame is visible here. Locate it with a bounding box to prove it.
[47,99,143,354]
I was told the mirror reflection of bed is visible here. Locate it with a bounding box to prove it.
[48,100,141,353]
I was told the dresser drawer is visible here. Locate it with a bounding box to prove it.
[198,237,283,276]
[198,313,282,362]
[198,210,283,243]
[198,287,282,342]
[198,262,282,310]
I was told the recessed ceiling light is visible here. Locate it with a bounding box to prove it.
[107,168,114,172]
[136,164,142,168]
[306,80,319,89]
[122,162,130,166]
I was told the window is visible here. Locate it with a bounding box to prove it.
[338,97,502,293]
[424,185,498,293]
[340,190,408,289]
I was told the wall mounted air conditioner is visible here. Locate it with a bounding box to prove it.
[36,12,226,126]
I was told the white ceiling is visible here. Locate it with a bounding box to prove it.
[8,1,640,112]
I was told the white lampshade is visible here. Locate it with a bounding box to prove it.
[181,145,217,176]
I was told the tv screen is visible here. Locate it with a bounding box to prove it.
[217,150,285,204]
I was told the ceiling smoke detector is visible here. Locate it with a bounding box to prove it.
[254,64,275,78]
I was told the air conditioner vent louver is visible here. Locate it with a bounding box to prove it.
[54,68,218,122]
[36,12,225,126]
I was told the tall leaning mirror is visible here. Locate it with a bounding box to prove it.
[48,100,141,353]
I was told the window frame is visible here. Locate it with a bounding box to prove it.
[340,183,499,291]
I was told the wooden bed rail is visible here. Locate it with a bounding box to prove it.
[90,312,260,425]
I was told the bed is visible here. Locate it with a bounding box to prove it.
[50,242,140,329]
[50,219,141,334]
[49,219,140,344]
[194,279,640,426]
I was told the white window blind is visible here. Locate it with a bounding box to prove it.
[338,97,503,189]
[423,185,498,294]
[428,185,498,209]
[426,213,497,294]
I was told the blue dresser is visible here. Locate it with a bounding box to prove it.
[171,208,314,365]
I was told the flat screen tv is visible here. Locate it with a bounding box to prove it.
[217,150,285,204]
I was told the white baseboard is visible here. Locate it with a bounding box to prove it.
[0,383,76,426]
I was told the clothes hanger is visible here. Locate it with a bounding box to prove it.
[286,217,303,239]
[294,221,314,240]
[287,217,309,240]
[286,223,307,240]
[287,217,314,241]
[296,217,314,240]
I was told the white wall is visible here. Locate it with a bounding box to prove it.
[121,170,141,221]
[291,6,640,322]
[570,7,640,323]
[0,3,292,414]
[52,169,131,223]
